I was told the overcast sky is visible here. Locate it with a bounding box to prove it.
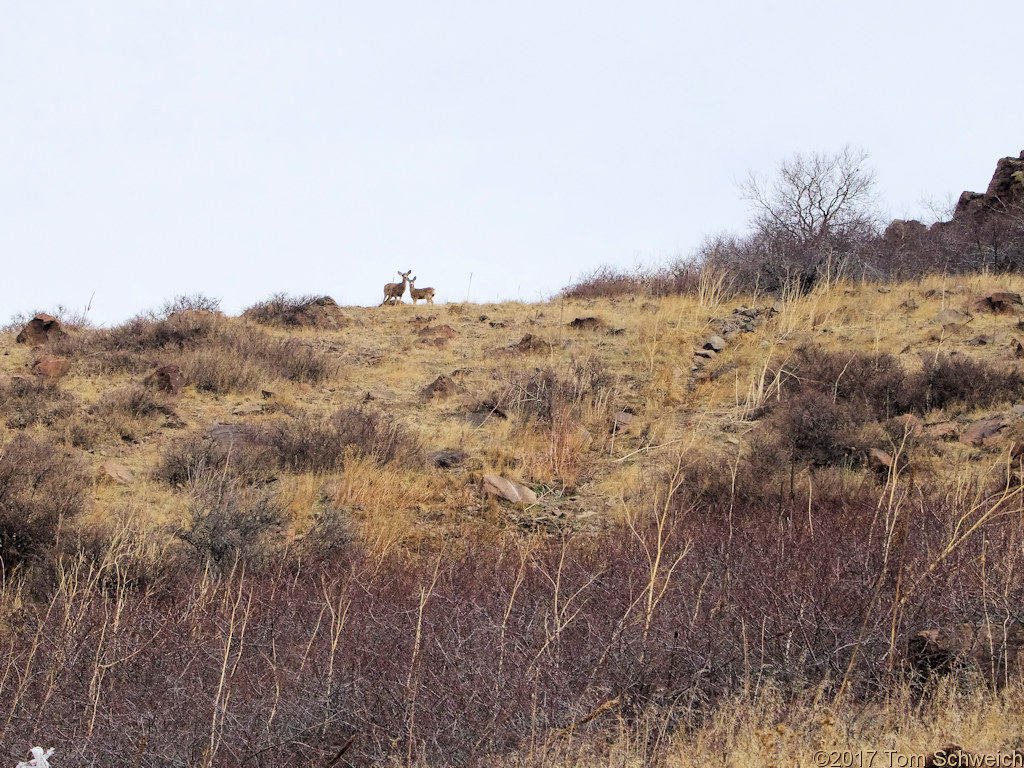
[2,1,1021,325]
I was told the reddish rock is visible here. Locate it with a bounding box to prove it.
[974,291,1023,313]
[32,355,70,379]
[960,415,1011,447]
[144,364,184,395]
[422,375,458,400]
[482,474,538,506]
[513,334,549,353]
[889,414,924,437]
[15,314,64,346]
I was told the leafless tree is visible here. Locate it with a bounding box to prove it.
[741,145,881,247]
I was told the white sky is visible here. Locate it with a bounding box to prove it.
[2,1,1021,325]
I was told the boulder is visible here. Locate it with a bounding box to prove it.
[889,414,924,437]
[97,460,134,485]
[422,375,458,401]
[32,355,70,379]
[868,447,893,470]
[15,314,64,346]
[953,152,1024,223]
[144,364,184,395]
[974,291,1023,314]
[931,308,969,326]
[960,415,1011,447]
[481,474,538,505]
[512,334,549,353]
[702,335,726,352]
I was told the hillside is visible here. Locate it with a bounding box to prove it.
[5,272,1024,765]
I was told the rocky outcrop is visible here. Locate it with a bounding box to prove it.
[953,151,1024,223]
[15,314,64,346]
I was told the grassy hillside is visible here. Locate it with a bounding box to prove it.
[4,272,1024,766]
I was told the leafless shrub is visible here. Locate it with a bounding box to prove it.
[174,473,286,571]
[560,260,701,300]
[158,292,222,318]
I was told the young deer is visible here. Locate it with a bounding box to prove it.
[408,276,435,305]
[380,270,412,305]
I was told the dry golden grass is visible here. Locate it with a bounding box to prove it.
[4,273,1024,556]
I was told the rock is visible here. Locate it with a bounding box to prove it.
[416,324,458,339]
[702,335,726,352]
[960,415,1012,447]
[884,218,928,243]
[569,317,603,330]
[481,474,538,505]
[868,447,893,469]
[15,314,64,346]
[97,460,134,485]
[611,411,634,434]
[144,364,184,395]
[925,421,959,440]
[513,334,549,353]
[952,152,1024,224]
[31,355,70,379]
[908,622,1024,687]
[232,403,264,416]
[208,423,243,443]
[488,321,507,328]
[889,414,924,437]
[422,375,458,400]
[974,291,1023,314]
[931,308,969,326]
[427,450,468,468]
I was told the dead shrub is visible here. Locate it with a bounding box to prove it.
[0,435,91,571]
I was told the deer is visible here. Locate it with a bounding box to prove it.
[380,270,412,305]
[408,276,435,305]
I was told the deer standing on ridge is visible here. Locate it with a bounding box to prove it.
[380,270,412,305]
[408,276,435,305]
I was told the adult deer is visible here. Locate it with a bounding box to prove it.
[408,276,435,305]
[380,270,412,305]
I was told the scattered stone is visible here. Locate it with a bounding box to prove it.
[960,414,1012,447]
[607,327,626,335]
[32,355,70,379]
[481,474,538,505]
[489,321,507,328]
[97,460,134,485]
[702,335,726,352]
[232,403,264,416]
[427,450,468,469]
[261,389,275,399]
[478,315,489,322]
[422,374,458,400]
[569,316,603,330]
[15,314,64,346]
[1013,404,1024,418]
[144,364,185,395]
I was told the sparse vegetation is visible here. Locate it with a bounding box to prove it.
[5,153,1024,765]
